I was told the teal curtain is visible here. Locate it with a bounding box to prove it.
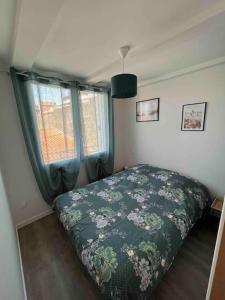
[83,91,114,182]
[10,68,81,206]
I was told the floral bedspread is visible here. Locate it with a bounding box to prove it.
[54,164,211,299]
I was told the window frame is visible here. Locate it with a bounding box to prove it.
[79,88,109,159]
[30,81,77,165]
[29,81,109,165]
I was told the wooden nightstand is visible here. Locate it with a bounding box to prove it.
[211,198,224,217]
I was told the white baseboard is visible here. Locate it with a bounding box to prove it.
[16,209,53,229]
[16,229,27,300]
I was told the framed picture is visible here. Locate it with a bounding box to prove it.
[136,98,159,122]
[181,102,207,131]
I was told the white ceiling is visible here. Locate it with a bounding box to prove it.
[1,0,225,84]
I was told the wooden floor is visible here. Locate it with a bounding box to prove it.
[18,213,218,300]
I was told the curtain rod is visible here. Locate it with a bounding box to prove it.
[15,71,72,84]
[14,70,110,91]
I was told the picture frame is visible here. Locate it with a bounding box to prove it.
[181,102,207,131]
[136,98,159,122]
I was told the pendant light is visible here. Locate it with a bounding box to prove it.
[111,46,137,99]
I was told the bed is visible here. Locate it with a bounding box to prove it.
[54,164,211,299]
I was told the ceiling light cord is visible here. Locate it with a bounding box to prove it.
[119,46,130,74]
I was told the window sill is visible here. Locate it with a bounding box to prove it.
[81,151,105,160]
[41,151,106,165]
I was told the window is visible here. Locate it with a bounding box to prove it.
[80,90,108,156]
[30,83,108,164]
[31,83,76,164]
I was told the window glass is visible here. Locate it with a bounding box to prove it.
[32,83,76,164]
[80,91,108,156]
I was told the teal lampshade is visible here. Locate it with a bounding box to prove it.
[111,73,137,98]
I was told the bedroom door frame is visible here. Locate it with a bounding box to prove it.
[206,196,225,300]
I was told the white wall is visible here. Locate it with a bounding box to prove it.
[114,99,125,170]
[0,169,25,300]
[0,71,125,226]
[1,64,224,226]
[0,71,50,226]
[122,64,225,198]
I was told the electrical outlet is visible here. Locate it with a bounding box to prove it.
[21,200,28,209]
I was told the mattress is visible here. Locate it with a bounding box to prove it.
[54,164,211,299]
